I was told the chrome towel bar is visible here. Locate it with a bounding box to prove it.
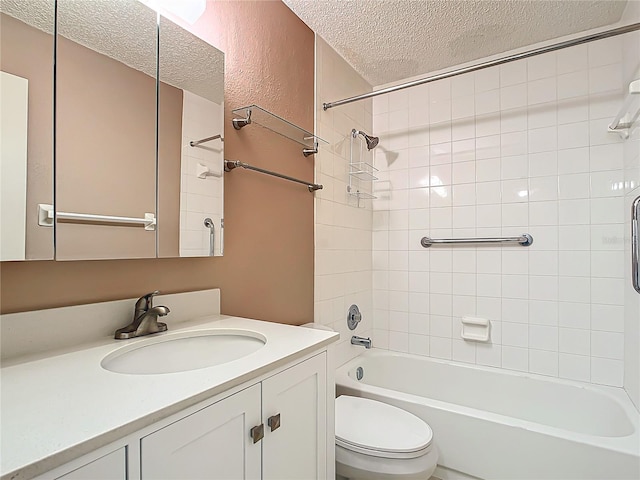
[421,234,533,248]
[224,160,323,192]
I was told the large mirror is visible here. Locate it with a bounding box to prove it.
[0,0,55,261]
[0,0,224,261]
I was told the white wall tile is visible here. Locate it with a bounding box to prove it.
[588,64,623,95]
[557,71,588,100]
[388,331,409,352]
[559,251,590,277]
[557,44,588,75]
[475,90,500,115]
[430,79,451,101]
[591,304,623,332]
[559,353,590,381]
[408,334,430,356]
[528,53,557,80]
[559,328,590,355]
[503,322,528,347]
[475,68,500,92]
[558,122,589,150]
[502,154,528,180]
[591,357,623,387]
[529,300,559,326]
[557,147,589,174]
[590,277,624,306]
[502,346,529,372]
[528,78,557,105]
[557,97,589,125]
[530,152,558,177]
[528,127,558,153]
[369,38,627,385]
[529,349,559,376]
[500,62,527,86]
[529,251,558,276]
[588,37,622,68]
[451,74,474,98]
[558,276,590,303]
[452,339,476,363]
[591,331,624,360]
[476,343,502,367]
[430,336,452,359]
[501,84,527,110]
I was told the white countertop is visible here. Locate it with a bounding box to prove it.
[0,315,338,480]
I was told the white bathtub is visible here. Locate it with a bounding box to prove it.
[336,350,640,480]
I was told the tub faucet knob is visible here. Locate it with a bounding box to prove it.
[347,304,362,330]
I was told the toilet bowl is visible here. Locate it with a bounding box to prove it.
[335,395,438,480]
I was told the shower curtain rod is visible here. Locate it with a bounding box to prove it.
[323,22,640,111]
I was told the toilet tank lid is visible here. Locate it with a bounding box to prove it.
[335,395,433,454]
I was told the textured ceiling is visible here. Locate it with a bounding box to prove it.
[284,0,629,86]
[0,0,223,104]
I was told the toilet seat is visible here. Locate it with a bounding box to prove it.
[335,396,433,459]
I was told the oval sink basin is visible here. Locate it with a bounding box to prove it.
[101,329,266,374]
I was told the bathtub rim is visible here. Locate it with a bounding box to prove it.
[336,348,640,458]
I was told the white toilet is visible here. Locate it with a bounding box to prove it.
[335,395,439,480]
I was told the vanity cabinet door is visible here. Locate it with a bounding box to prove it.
[140,384,261,480]
[262,353,327,480]
[55,448,125,480]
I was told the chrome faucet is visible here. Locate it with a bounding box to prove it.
[351,335,372,349]
[114,291,170,339]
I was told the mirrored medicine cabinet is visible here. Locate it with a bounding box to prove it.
[0,0,224,261]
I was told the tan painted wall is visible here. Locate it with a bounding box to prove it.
[1,1,315,326]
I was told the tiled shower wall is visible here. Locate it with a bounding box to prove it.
[371,34,635,387]
[314,37,374,367]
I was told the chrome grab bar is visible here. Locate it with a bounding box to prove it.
[421,234,533,248]
[633,195,640,294]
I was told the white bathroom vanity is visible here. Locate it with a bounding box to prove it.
[0,290,339,480]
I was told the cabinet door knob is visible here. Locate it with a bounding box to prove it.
[250,424,264,443]
[267,413,281,432]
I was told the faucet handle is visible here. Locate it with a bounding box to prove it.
[135,290,160,312]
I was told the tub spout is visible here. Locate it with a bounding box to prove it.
[351,336,372,349]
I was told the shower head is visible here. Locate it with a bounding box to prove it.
[352,129,379,150]
[204,217,214,229]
